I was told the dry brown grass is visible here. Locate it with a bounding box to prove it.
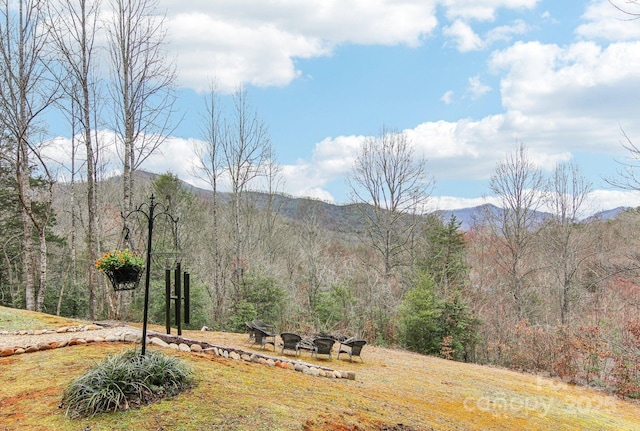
[1,309,640,430]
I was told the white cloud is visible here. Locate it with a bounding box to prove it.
[444,20,484,52]
[485,19,529,44]
[441,90,454,104]
[576,0,640,41]
[161,0,440,92]
[442,0,539,21]
[444,18,529,52]
[468,76,492,99]
[311,135,363,177]
[489,39,640,153]
[586,189,640,212]
[141,136,203,183]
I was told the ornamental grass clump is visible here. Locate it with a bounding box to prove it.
[60,349,194,418]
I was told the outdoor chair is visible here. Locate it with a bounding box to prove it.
[296,338,315,355]
[252,319,276,332]
[252,326,276,350]
[245,321,258,343]
[280,332,302,356]
[338,338,367,363]
[312,337,335,360]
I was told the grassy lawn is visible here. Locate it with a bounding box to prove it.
[1,307,640,430]
[0,307,82,332]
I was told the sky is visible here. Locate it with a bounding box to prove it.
[48,0,640,212]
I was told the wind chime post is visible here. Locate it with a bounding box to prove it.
[175,262,182,336]
[184,272,190,324]
[165,267,171,334]
[164,263,191,335]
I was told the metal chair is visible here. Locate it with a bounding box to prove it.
[280,332,302,356]
[252,326,276,350]
[311,337,335,360]
[338,339,367,363]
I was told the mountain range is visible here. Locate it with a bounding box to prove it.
[141,171,633,233]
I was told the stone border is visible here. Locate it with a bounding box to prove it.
[0,325,141,357]
[147,331,356,380]
[0,323,108,337]
[0,326,356,380]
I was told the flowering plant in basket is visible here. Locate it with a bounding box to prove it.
[95,249,144,272]
[96,249,144,291]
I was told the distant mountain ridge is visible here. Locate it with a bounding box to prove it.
[137,171,633,232]
[433,204,630,231]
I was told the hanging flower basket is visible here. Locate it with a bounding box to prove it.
[96,249,145,291]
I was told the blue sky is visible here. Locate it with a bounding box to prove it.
[47,0,640,212]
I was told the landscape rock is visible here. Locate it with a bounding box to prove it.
[150,337,170,348]
[190,344,203,353]
[123,333,140,343]
[0,348,14,357]
[179,343,191,352]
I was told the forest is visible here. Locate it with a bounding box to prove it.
[2,0,640,400]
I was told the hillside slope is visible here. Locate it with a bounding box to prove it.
[1,307,639,430]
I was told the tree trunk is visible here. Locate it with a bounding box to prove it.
[36,229,47,311]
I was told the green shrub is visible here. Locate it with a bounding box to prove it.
[60,349,194,418]
[398,272,479,361]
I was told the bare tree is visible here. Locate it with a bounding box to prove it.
[607,129,640,192]
[106,0,177,211]
[546,162,599,324]
[257,150,285,265]
[222,87,271,293]
[486,142,546,319]
[0,0,58,311]
[347,126,432,278]
[48,0,102,318]
[194,82,228,323]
